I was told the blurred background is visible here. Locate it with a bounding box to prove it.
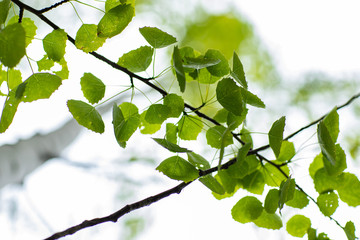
[1,0,360,239]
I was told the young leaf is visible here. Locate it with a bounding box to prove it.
[285,189,309,209]
[172,46,186,92]
[253,211,283,230]
[216,77,243,116]
[37,55,54,71]
[0,89,21,132]
[323,144,347,176]
[317,191,338,216]
[156,156,198,182]
[313,168,339,193]
[139,26,176,48]
[231,52,247,88]
[139,111,161,134]
[178,115,203,140]
[226,143,251,179]
[317,121,336,165]
[218,170,237,193]
[264,189,280,214]
[268,116,286,157]
[227,109,247,130]
[97,4,134,38]
[105,0,135,11]
[337,172,360,207]
[1,68,21,90]
[43,29,67,62]
[323,107,339,142]
[278,177,295,210]
[0,23,26,68]
[196,68,220,84]
[231,196,263,223]
[8,16,37,47]
[187,152,210,170]
[206,125,233,149]
[54,57,69,80]
[262,162,289,187]
[152,138,191,153]
[80,73,105,104]
[163,93,184,118]
[242,170,265,195]
[67,100,105,133]
[309,154,324,180]
[20,73,62,102]
[165,123,178,143]
[240,88,266,108]
[277,141,295,162]
[213,108,228,123]
[183,56,220,69]
[344,221,356,240]
[286,215,311,238]
[117,46,154,72]
[204,49,229,77]
[199,175,225,195]
[75,24,106,53]
[145,104,170,124]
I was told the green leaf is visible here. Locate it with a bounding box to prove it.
[212,174,239,200]
[286,215,311,238]
[67,100,105,133]
[213,108,228,123]
[199,175,225,195]
[227,109,247,130]
[163,93,184,118]
[183,56,220,69]
[20,73,62,102]
[1,68,21,89]
[216,77,243,116]
[285,189,309,209]
[323,107,339,142]
[231,196,263,223]
[240,127,253,148]
[156,156,198,182]
[187,152,210,170]
[0,23,26,68]
[217,170,237,194]
[317,191,338,216]
[43,29,67,62]
[264,189,280,214]
[97,4,134,38]
[323,144,347,176]
[0,0,10,27]
[178,115,203,140]
[337,172,360,206]
[253,211,283,230]
[54,57,69,79]
[344,221,356,240]
[196,68,220,84]
[268,116,286,157]
[152,138,191,153]
[145,104,170,124]
[206,125,233,149]
[139,26,176,48]
[309,153,324,180]
[8,17,37,47]
[204,49,229,77]
[112,102,141,148]
[279,177,295,210]
[314,168,339,193]
[172,46,186,92]
[277,141,295,162]
[80,73,105,104]
[262,162,289,187]
[317,121,336,165]
[231,52,247,88]
[139,110,161,134]
[75,24,106,53]
[165,123,177,143]
[0,89,21,132]
[240,88,265,108]
[105,0,135,11]
[227,143,251,179]
[242,170,265,195]
[117,46,153,72]
[37,55,54,71]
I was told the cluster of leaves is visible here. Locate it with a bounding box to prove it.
[0,0,359,239]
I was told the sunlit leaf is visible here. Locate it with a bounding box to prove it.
[54,58,69,80]
[227,143,251,179]
[75,24,106,53]
[80,73,105,104]
[1,68,21,89]
[264,189,280,214]
[67,100,104,133]
[8,16,37,47]
[205,49,229,77]
[213,108,228,123]
[183,56,220,69]
[0,89,21,132]
[97,4,134,38]
[277,141,295,162]
[139,26,176,48]
[285,189,309,209]
[206,125,233,149]
[37,55,54,71]
[165,123,177,143]
[323,144,346,176]
[318,121,336,165]
[323,107,339,142]
[139,111,161,134]
[178,115,203,140]
[231,196,263,223]
[240,127,253,148]
[0,0,10,27]
[117,46,153,72]
[268,116,286,157]
[240,88,265,108]
[242,170,265,195]
[227,109,247,130]
[43,29,67,62]
[105,0,135,11]
[163,93,184,118]
[279,177,295,210]
[262,162,289,187]
[253,211,283,230]
[337,172,360,207]
[153,138,191,153]
[218,170,236,194]
[196,68,220,84]
[0,23,25,68]
[317,191,338,216]
[286,215,311,238]
[309,153,323,180]
[156,156,198,182]
[313,168,339,193]
[216,77,243,116]
[187,152,210,170]
[231,52,247,88]
[145,104,170,124]
[199,175,225,195]
[344,221,356,240]
[172,46,186,92]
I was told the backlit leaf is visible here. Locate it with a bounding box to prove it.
[139,111,161,134]
[97,4,134,38]
[216,77,243,116]
[218,170,236,193]
[240,88,265,108]
[242,170,265,195]
[253,211,283,230]
[317,191,338,216]
[117,46,153,72]
[43,29,67,62]
[205,49,229,77]
[309,153,323,179]
[323,107,339,142]
[286,215,311,238]
[139,26,176,48]
[213,108,228,123]
[227,143,251,179]
[187,152,210,170]
[269,116,286,157]
[279,177,295,210]
[80,72,105,104]
[285,189,309,209]
[8,16,37,47]
[231,52,247,88]
[227,109,247,130]
[163,93,184,118]
[152,138,191,153]
[172,46,185,92]
[318,121,336,165]
[0,23,25,68]
[337,172,360,207]
[37,55,54,71]
[165,123,177,143]
[313,168,339,193]
[75,24,106,53]
[262,162,289,187]
[67,100,104,133]
[178,115,203,140]
[0,0,10,27]
[0,89,21,132]
[1,68,21,89]
[277,141,295,162]
[231,196,263,223]
[323,144,347,176]
[196,68,220,84]
[264,189,280,214]
[344,221,356,240]
[54,58,69,79]
[183,56,220,69]
[156,156,198,182]
[206,125,233,149]
[145,104,170,124]
[105,0,135,11]
[199,175,225,195]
